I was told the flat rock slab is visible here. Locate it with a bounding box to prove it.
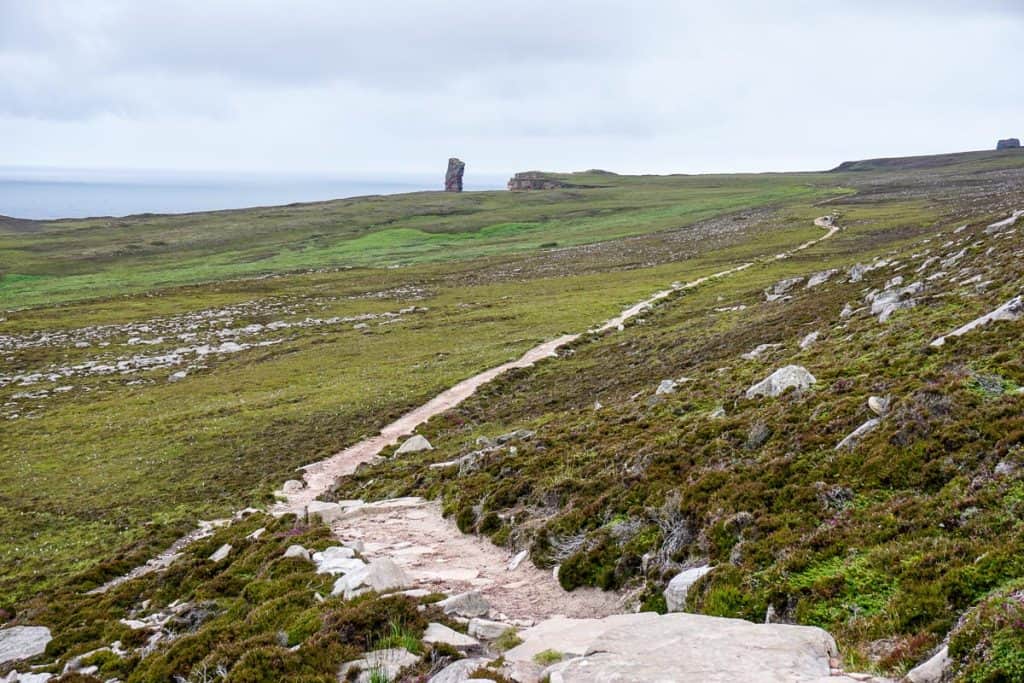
[0,626,52,665]
[542,612,845,682]
[505,613,661,662]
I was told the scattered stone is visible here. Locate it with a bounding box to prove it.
[806,269,839,288]
[445,158,466,192]
[208,544,232,562]
[905,644,951,683]
[708,406,726,419]
[664,565,713,612]
[340,647,421,683]
[834,418,881,451]
[764,276,804,302]
[428,657,491,683]
[313,546,363,575]
[0,626,52,665]
[655,379,677,395]
[931,295,1023,347]
[495,429,535,444]
[168,370,187,382]
[985,209,1023,234]
[741,343,782,360]
[246,527,266,541]
[745,365,816,399]
[508,550,528,572]
[423,623,480,649]
[867,395,890,416]
[283,544,310,561]
[840,303,855,319]
[799,331,820,350]
[333,558,411,599]
[438,591,491,618]
[468,617,514,640]
[306,500,344,524]
[867,281,923,322]
[395,434,433,454]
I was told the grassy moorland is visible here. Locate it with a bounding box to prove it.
[3,149,1024,681]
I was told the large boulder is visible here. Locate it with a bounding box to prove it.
[996,138,1021,150]
[429,657,491,683]
[445,158,466,192]
[664,565,713,612]
[746,365,816,399]
[547,612,845,682]
[0,626,52,665]
[332,558,412,599]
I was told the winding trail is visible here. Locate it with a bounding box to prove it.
[96,216,841,617]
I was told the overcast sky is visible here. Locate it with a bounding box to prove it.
[1,0,1022,176]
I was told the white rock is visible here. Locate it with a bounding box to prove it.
[931,295,1023,347]
[905,644,951,683]
[168,370,187,382]
[545,612,844,683]
[0,626,52,665]
[664,565,713,612]
[507,550,528,572]
[314,546,364,575]
[208,544,232,562]
[745,365,816,399]
[283,544,310,561]
[468,618,514,640]
[834,418,881,451]
[439,591,491,618]
[306,500,344,523]
[655,379,677,395]
[333,558,412,599]
[799,331,820,350]
[765,276,805,302]
[505,614,660,663]
[281,479,305,494]
[423,623,480,649]
[429,657,492,683]
[741,343,783,360]
[339,647,421,683]
[806,269,838,288]
[867,396,890,416]
[395,434,433,454]
[246,527,266,541]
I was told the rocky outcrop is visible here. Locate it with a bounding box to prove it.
[904,644,951,683]
[0,626,52,665]
[930,295,1023,347]
[506,612,884,682]
[507,172,571,191]
[746,365,816,399]
[764,276,805,302]
[445,158,465,192]
[996,138,1021,150]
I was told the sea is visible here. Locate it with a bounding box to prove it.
[0,167,507,220]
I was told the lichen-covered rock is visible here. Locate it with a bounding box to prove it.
[746,365,816,399]
[507,172,571,191]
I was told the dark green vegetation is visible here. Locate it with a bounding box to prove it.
[4,148,1024,680]
[5,512,475,682]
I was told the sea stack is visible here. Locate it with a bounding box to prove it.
[445,158,465,192]
[996,138,1021,150]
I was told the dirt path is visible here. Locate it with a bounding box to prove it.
[104,217,840,619]
[330,498,623,621]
